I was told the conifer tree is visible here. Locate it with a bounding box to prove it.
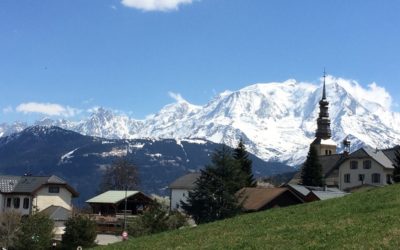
[392,149,400,183]
[181,146,243,224]
[15,212,54,250]
[300,145,324,186]
[234,139,256,187]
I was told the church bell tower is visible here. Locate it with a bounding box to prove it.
[311,70,337,156]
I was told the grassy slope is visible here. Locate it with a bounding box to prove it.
[98,184,400,249]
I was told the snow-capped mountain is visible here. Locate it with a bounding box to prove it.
[2,76,400,166]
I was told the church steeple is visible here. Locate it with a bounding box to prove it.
[315,70,332,140]
[322,71,327,100]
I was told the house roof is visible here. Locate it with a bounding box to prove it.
[0,176,21,193]
[382,146,399,163]
[319,154,346,177]
[169,172,201,189]
[40,205,71,221]
[236,187,301,211]
[309,190,348,200]
[86,190,149,204]
[286,184,310,197]
[0,175,78,197]
[349,147,394,169]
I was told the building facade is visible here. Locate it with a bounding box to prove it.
[169,173,200,211]
[0,175,78,215]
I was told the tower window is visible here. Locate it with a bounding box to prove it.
[350,161,358,169]
[363,160,372,169]
[344,174,351,183]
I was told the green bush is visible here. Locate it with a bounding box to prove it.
[166,211,187,230]
[61,215,97,250]
[127,202,187,238]
[15,212,54,250]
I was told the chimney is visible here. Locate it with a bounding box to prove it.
[343,137,351,157]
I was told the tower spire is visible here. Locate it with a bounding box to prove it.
[315,69,331,140]
[322,68,327,99]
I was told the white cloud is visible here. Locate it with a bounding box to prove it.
[16,102,80,117]
[2,106,13,114]
[327,75,392,111]
[168,91,186,103]
[121,0,195,11]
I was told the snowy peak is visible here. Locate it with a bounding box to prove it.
[1,76,399,166]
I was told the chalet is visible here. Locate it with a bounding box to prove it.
[86,190,153,233]
[0,174,78,238]
[86,190,153,216]
[169,172,200,211]
[0,175,78,215]
[235,187,304,212]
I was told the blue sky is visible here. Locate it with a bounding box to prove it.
[1,0,400,122]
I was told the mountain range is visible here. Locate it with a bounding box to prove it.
[2,76,400,166]
[0,126,292,204]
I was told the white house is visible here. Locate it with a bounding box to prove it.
[0,175,78,238]
[338,147,394,190]
[169,173,200,211]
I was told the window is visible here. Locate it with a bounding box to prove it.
[344,174,351,183]
[350,161,358,169]
[363,160,372,169]
[23,198,29,209]
[358,174,365,182]
[48,186,60,193]
[13,198,20,209]
[372,173,381,184]
[6,198,11,208]
[387,174,392,185]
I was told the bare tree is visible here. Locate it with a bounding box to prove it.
[0,211,21,249]
[99,157,139,192]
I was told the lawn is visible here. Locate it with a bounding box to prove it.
[96,184,400,249]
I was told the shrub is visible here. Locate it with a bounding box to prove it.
[166,211,187,230]
[61,215,97,249]
[127,202,187,237]
[0,211,21,249]
[15,212,54,250]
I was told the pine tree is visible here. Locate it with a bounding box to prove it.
[181,146,243,224]
[234,139,256,187]
[392,149,400,183]
[300,145,324,186]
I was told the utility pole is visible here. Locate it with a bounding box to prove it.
[123,185,128,232]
